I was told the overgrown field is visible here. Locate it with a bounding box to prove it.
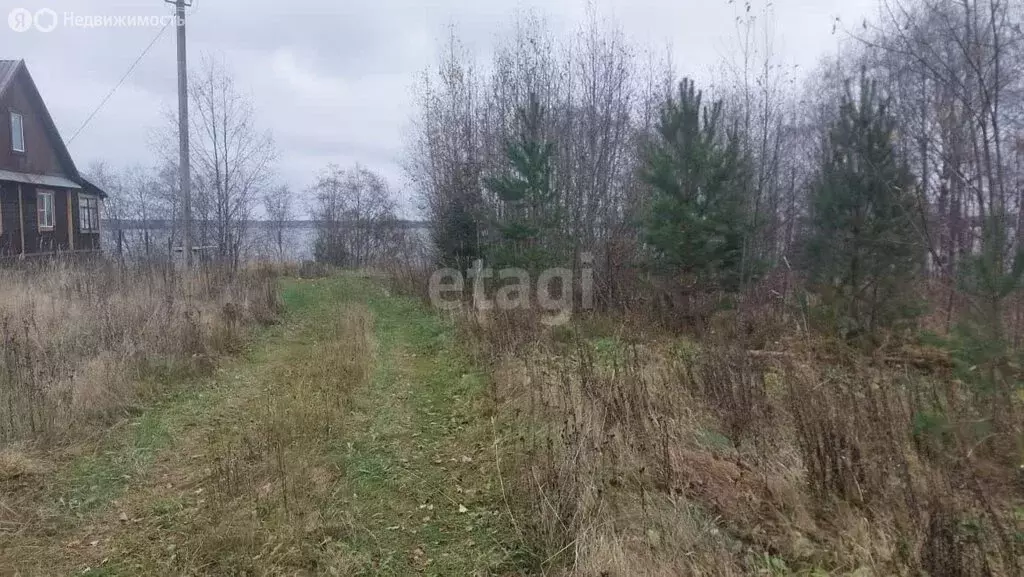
[459,305,1024,576]
[2,269,1021,575]
[0,275,532,576]
[0,260,281,444]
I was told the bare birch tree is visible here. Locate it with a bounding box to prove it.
[262,184,293,261]
[188,56,277,268]
[405,30,485,270]
[860,0,1024,338]
[311,164,400,268]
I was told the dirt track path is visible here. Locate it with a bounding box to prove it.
[0,277,532,576]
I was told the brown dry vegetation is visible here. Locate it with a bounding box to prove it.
[1,261,1020,575]
[457,301,1024,576]
[0,259,281,445]
[0,276,534,575]
[105,303,376,574]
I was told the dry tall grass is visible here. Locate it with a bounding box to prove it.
[175,304,374,573]
[0,259,281,445]
[462,304,1024,576]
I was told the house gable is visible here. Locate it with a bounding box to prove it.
[0,60,80,180]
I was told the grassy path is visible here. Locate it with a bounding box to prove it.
[0,276,531,576]
[321,278,532,575]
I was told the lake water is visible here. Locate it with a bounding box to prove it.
[103,222,430,264]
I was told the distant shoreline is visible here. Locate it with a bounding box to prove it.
[103,219,429,231]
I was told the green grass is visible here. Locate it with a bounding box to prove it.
[57,390,203,517]
[50,280,335,522]
[327,277,534,575]
[1,274,536,576]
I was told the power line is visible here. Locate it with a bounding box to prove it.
[67,19,173,145]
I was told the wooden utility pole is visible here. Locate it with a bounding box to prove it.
[166,0,192,266]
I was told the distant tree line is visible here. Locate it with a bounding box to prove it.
[407,2,1024,328]
[86,55,425,268]
[307,163,415,269]
[404,2,1024,422]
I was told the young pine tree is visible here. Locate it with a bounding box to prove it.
[806,75,923,339]
[949,208,1024,446]
[434,197,481,271]
[433,164,483,272]
[485,95,560,272]
[643,78,752,292]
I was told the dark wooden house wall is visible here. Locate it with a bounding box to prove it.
[71,192,101,251]
[0,69,67,178]
[0,181,20,255]
[0,64,102,256]
[23,185,69,253]
[0,184,100,256]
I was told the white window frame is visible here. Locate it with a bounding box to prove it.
[37,190,54,231]
[79,194,100,232]
[10,111,24,153]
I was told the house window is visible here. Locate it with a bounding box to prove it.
[37,190,54,230]
[80,194,100,232]
[10,112,24,153]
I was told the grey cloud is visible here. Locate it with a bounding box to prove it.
[5,0,879,210]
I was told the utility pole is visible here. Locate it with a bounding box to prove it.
[166,0,192,266]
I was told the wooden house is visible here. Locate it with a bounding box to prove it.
[0,59,106,257]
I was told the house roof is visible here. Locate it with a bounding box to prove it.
[0,59,107,198]
[0,168,81,189]
[79,177,106,198]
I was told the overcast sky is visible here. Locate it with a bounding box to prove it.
[6,0,879,216]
